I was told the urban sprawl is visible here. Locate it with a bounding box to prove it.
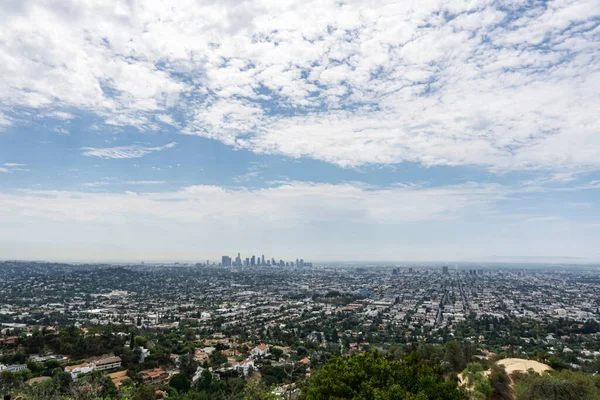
[0,260,599,399]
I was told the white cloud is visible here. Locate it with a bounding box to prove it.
[46,111,75,120]
[1,0,599,171]
[83,182,109,187]
[81,142,177,159]
[0,163,27,173]
[0,181,509,225]
[1,180,599,260]
[232,163,264,183]
[83,179,165,187]
[125,180,165,185]
[53,127,70,135]
[0,113,11,127]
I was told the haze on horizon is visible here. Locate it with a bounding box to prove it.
[1,0,599,262]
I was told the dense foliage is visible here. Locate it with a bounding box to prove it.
[513,369,600,400]
[304,352,464,400]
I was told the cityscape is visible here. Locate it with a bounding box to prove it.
[2,0,600,399]
[1,260,599,399]
[219,254,312,268]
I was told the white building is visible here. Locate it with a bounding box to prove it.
[65,362,94,380]
[94,356,122,371]
[250,344,269,358]
[232,359,254,376]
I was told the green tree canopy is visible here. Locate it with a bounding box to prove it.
[514,370,600,400]
[304,351,463,400]
[170,373,192,393]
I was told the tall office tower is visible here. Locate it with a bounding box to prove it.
[235,253,241,266]
[442,266,449,274]
[299,259,304,267]
[221,256,232,267]
[244,258,250,267]
[261,255,265,265]
[279,259,284,267]
[409,267,413,273]
[251,255,256,266]
[267,260,271,266]
[272,257,276,265]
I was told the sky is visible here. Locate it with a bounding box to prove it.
[1,0,600,263]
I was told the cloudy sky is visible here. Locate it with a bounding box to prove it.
[1,0,599,262]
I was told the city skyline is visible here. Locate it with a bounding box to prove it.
[1,0,600,261]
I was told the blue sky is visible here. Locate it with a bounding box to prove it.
[0,0,599,262]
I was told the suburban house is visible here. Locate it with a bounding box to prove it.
[0,336,18,347]
[139,347,151,363]
[63,356,122,379]
[250,344,269,358]
[169,353,181,368]
[192,366,205,382]
[299,357,311,372]
[65,362,94,380]
[141,368,169,384]
[94,356,122,371]
[0,364,27,373]
[194,349,209,362]
[231,359,254,376]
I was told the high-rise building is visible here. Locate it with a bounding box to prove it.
[442,266,449,274]
[251,255,256,266]
[221,256,232,267]
[261,255,265,265]
[235,253,241,267]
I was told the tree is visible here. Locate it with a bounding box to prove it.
[100,376,119,398]
[210,350,227,367]
[461,363,493,400]
[243,379,278,400]
[304,352,462,399]
[489,363,512,400]
[53,371,73,393]
[0,370,16,395]
[445,341,467,373]
[179,353,198,377]
[132,384,158,400]
[514,370,600,400]
[184,329,196,342]
[270,346,283,359]
[170,373,191,393]
[296,346,308,358]
[134,335,148,348]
